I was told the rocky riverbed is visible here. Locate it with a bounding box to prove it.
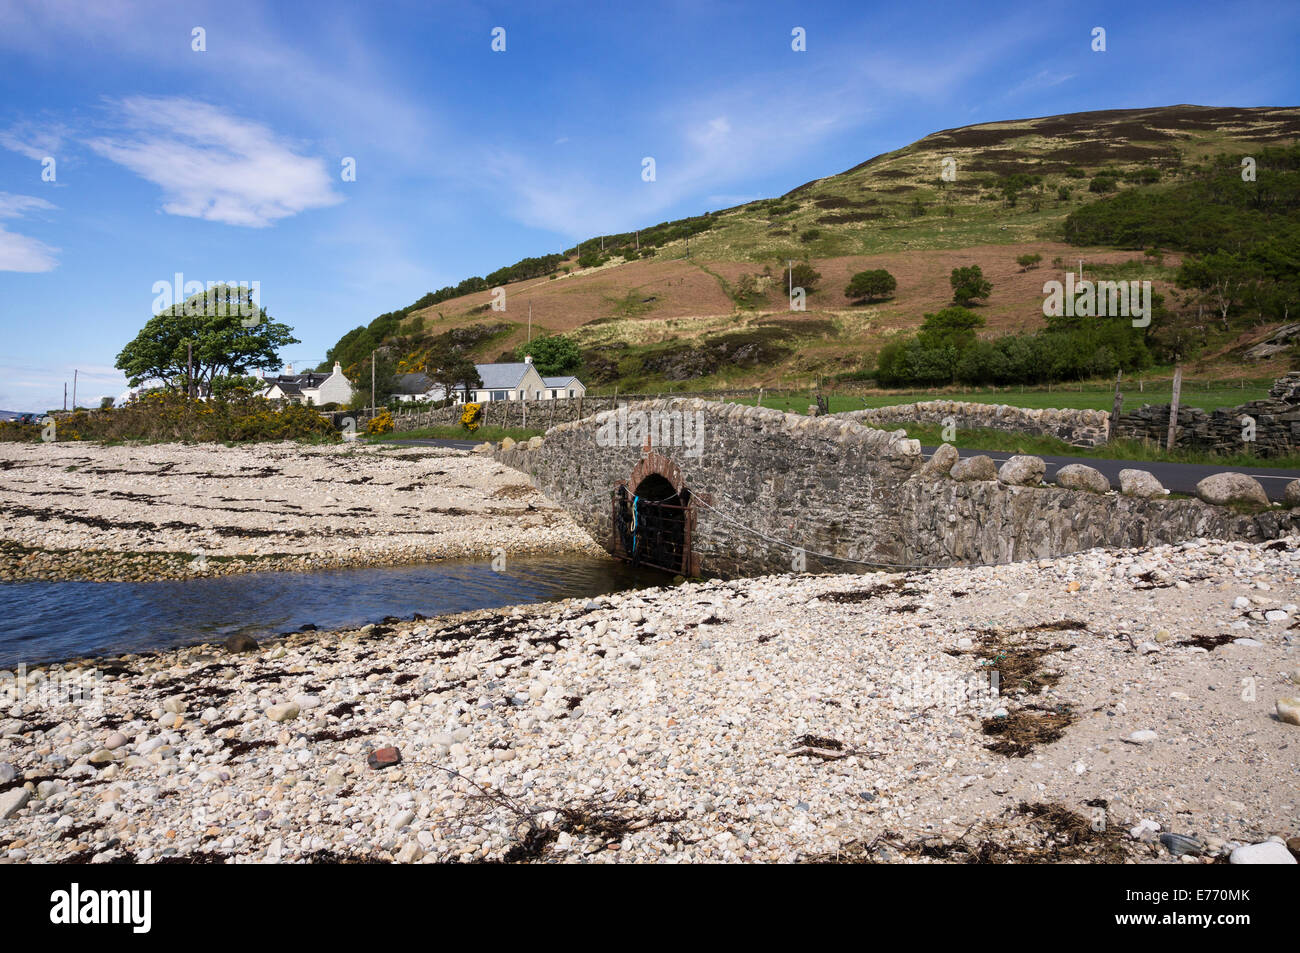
[0,442,603,581]
[1,538,1297,864]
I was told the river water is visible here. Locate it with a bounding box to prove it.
[0,555,670,666]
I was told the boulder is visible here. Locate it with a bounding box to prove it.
[1055,463,1111,494]
[950,455,998,482]
[472,442,493,455]
[266,702,300,723]
[1118,469,1165,499]
[1276,696,1300,726]
[1285,479,1300,507]
[997,454,1045,487]
[526,435,544,450]
[0,787,30,820]
[1229,841,1297,865]
[920,443,959,479]
[1196,472,1269,507]
[223,633,259,654]
[500,437,516,451]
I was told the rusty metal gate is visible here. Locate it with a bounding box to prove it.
[611,482,695,575]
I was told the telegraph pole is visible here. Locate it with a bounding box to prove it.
[187,341,193,398]
[72,369,78,409]
[371,349,376,417]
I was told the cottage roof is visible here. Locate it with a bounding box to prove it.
[474,362,533,390]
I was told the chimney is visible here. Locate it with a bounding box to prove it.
[333,361,342,374]
[524,355,532,364]
[285,363,293,374]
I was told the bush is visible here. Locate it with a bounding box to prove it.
[25,393,338,443]
[460,402,483,433]
[789,262,821,293]
[1016,253,1043,271]
[515,335,582,375]
[799,229,822,242]
[950,265,992,305]
[0,420,40,443]
[845,269,896,302]
[365,409,394,435]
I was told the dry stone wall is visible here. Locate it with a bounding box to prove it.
[1113,373,1300,458]
[838,401,1111,447]
[390,390,771,433]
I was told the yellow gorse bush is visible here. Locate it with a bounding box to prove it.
[20,393,338,443]
[460,402,483,432]
[366,409,395,435]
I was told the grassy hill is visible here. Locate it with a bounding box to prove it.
[324,105,1300,399]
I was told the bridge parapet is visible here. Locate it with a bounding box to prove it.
[495,398,1298,576]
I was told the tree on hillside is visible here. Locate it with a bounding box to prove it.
[115,285,298,395]
[1176,252,1256,330]
[1145,291,1203,450]
[789,262,821,293]
[916,306,985,352]
[950,265,992,305]
[513,335,582,376]
[845,269,897,303]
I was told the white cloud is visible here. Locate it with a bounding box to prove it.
[88,97,343,227]
[0,120,69,161]
[0,192,58,272]
[1007,69,1077,97]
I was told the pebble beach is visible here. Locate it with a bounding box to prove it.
[0,442,603,582]
[2,536,1297,864]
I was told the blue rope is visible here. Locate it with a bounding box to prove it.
[631,494,642,553]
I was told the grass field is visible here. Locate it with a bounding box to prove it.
[748,380,1272,415]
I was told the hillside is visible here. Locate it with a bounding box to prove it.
[323,105,1300,398]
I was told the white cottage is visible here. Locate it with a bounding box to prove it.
[263,362,354,406]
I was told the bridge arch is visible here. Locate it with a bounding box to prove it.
[613,451,699,576]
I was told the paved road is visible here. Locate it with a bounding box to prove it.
[926,446,1300,501]
[378,437,481,450]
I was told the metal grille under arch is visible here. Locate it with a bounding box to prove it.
[610,456,698,576]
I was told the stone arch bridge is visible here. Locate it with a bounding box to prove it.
[493,399,1296,577]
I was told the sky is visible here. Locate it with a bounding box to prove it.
[0,0,1297,411]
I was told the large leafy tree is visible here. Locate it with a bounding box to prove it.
[845,269,896,302]
[116,285,298,394]
[950,265,992,305]
[428,350,483,402]
[514,334,582,375]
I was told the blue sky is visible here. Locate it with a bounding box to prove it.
[0,0,1296,411]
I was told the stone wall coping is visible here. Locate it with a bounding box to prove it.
[543,397,922,459]
[840,400,1110,424]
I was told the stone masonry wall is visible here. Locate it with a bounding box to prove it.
[493,399,1298,576]
[1113,373,1300,458]
[495,399,924,576]
[390,389,771,433]
[838,401,1111,447]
